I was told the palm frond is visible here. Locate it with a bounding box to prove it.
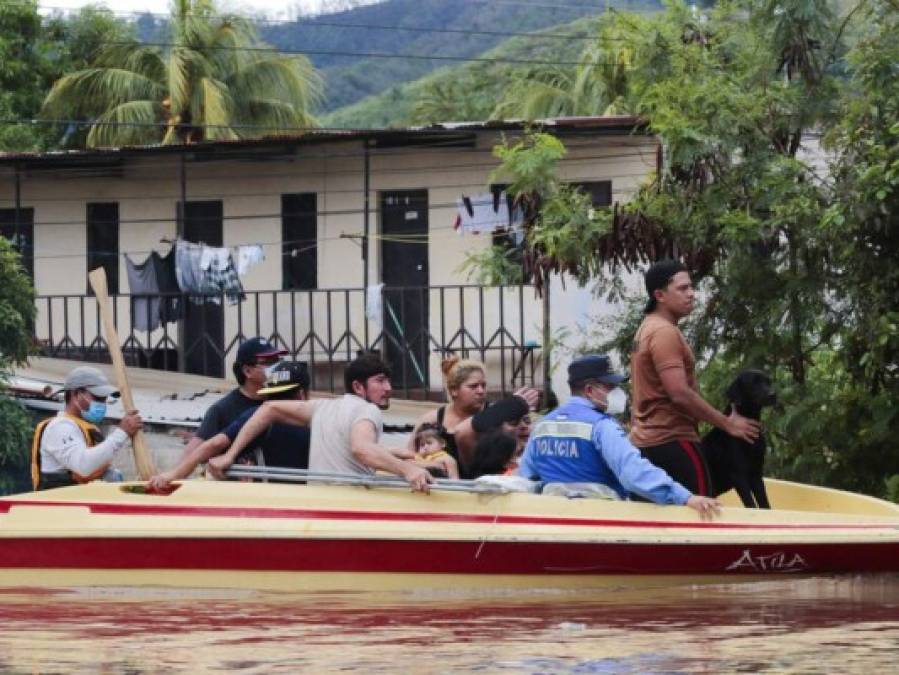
[494,68,576,120]
[168,47,214,113]
[121,46,167,83]
[228,55,323,115]
[85,100,163,148]
[192,77,237,140]
[42,68,165,118]
[235,98,315,136]
[44,0,322,148]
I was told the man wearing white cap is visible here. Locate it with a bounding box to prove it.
[30,365,143,490]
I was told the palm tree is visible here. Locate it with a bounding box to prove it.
[494,20,634,120]
[42,0,321,147]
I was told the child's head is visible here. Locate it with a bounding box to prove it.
[415,423,446,455]
[468,431,517,478]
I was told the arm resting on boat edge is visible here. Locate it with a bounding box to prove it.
[207,400,316,477]
[148,434,231,490]
[596,421,722,520]
[351,420,433,493]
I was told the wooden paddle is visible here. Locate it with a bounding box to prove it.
[88,267,156,479]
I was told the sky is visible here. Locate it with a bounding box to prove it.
[39,1,381,20]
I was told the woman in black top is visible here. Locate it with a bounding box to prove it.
[409,357,487,469]
[409,357,540,477]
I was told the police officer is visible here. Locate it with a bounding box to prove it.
[517,355,721,519]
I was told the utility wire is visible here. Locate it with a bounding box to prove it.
[1,177,643,232]
[94,39,634,68]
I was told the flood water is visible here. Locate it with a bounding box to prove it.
[1,575,897,673]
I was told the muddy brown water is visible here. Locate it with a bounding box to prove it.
[1,575,897,673]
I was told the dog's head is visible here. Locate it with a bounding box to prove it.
[726,370,777,414]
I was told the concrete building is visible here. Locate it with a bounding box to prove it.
[0,116,658,398]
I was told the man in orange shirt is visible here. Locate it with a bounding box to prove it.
[629,260,760,495]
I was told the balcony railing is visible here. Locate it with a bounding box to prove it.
[33,285,543,399]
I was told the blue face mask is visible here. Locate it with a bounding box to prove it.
[80,399,107,425]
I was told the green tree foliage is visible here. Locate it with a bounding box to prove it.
[0,1,55,151]
[494,18,635,119]
[0,238,36,496]
[325,15,595,128]
[462,133,612,285]
[813,0,899,498]
[478,0,899,499]
[42,0,322,147]
[261,0,615,113]
[0,2,134,151]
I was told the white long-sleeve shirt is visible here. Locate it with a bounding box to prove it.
[39,413,129,477]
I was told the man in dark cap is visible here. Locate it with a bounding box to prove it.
[179,336,288,462]
[149,361,312,490]
[629,260,759,496]
[517,355,721,517]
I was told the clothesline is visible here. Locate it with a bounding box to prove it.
[124,238,266,332]
[19,226,507,263]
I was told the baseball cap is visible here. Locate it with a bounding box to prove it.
[62,366,120,399]
[567,354,628,386]
[471,395,530,433]
[257,361,311,396]
[235,337,288,365]
[644,259,687,313]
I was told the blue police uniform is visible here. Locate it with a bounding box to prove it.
[517,396,691,504]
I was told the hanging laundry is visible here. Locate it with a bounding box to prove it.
[204,255,245,304]
[199,245,232,272]
[174,240,245,305]
[152,248,183,323]
[124,253,163,332]
[453,191,512,235]
[235,244,265,276]
[365,283,384,330]
[175,240,215,304]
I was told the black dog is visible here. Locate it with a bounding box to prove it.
[702,370,777,508]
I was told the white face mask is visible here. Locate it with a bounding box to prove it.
[604,387,628,416]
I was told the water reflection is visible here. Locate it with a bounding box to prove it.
[1,576,897,673]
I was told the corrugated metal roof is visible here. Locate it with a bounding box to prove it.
[0,116,645,164]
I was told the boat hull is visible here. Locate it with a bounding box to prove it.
[2,479,898,591]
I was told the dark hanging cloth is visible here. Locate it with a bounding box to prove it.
[152,248,183,323]
[124,254,162,332]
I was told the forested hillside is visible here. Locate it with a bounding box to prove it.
[132,0,662,121]
[259,0,660,112]
[322,15,600,128]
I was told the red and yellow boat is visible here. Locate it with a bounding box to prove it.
[1,477,898,591]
